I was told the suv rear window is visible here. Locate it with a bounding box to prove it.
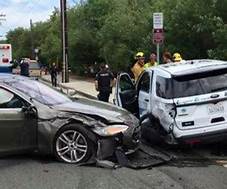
[156,72,227,99]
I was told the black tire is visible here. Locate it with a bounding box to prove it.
[54,124,95,164]
[141,121,162,145]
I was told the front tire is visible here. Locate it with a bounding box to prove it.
[54,124,94,164]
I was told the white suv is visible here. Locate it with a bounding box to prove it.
[115,59,227,145]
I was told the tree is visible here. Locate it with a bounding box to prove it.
[5,0,227,75]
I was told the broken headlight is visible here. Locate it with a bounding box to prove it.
[93,125,128,136]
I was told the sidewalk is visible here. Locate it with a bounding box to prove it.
[41,74,115,103]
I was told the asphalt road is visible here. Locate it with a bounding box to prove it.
[1,144,227,189]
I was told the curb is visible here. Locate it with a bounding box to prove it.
[40,76,97,100]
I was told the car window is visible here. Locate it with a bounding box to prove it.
[156,76,172,99]
[173,79,205,98]
[0,88,25,108]
[137,72,150,93]
[119,74,134,92]
[156,72,227,99]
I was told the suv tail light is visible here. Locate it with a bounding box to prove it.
[166,104,177,119]
[2,58,9,63]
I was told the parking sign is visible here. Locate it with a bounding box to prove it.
[153,13,163,29]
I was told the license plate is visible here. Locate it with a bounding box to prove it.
[207,103,224,115]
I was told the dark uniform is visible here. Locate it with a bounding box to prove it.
[20,61,29,77]
[95,70,114,102]
[50,65,58,87]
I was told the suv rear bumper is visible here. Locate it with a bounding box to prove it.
[177,129,227,144]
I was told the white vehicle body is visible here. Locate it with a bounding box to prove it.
[115,59,227,144]
[0,44,12,65]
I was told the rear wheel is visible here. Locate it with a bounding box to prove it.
[54,124,95,164]
[141,119,162,145]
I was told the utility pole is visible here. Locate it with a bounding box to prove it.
[0,13,6,39]
[0,13,6,23]
[60,0,69,83]
[30,19,35,59]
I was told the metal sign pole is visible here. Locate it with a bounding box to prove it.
[157,43,160,65]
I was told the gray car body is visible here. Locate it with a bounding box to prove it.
[0,74,140,160]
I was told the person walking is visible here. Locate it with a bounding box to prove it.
[95,63,115,102]
[131,52,145,81]
[50,62,58,87]
[144,53,157,68]
[20,58,30,77]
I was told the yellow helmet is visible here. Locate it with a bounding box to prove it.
[135,52,144,60]
[173,53,182,62]
[136,52,144,57]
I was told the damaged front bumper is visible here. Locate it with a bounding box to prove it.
[96,124,141,160]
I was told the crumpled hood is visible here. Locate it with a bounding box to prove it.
[53,98,131,123]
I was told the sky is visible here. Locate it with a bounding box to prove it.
[0,0,77,39]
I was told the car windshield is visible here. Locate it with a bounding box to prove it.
[156,72,227,99]
[29,63,40,69]
[5,80,72,105]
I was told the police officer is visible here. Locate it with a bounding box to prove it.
[20,58,30,77]
[50,62,58,87]
[95,63,114,102]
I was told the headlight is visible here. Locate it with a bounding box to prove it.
[93,125,129,136]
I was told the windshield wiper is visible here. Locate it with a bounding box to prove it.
[211,87,227,92]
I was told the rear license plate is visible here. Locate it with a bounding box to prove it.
[207,103,224,115]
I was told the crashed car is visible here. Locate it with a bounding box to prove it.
[0,74,140,164]
[115,59,227,145]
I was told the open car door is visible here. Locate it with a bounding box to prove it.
[114,73,138,115]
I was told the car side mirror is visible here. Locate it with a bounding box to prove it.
[22,105,37,118]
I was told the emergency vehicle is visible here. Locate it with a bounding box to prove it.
[0,44,12,72]
[115,59,227,145]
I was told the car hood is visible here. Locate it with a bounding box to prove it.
[53,98,131,123]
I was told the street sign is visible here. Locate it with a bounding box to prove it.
[153,13,163,29]
[153,29,164,44]
[153,13,164,65]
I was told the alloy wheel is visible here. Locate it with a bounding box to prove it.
[56,130,88,163]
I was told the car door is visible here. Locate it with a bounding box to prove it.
[114,73,138,115]
[0,87,37,154]
[136,71,152,118]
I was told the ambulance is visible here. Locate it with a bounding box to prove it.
[0,44,13,73]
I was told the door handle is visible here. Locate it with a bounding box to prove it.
[144,99,149,102]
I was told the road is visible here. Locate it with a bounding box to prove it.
[1,144,227,189]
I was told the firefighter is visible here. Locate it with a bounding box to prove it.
[95,63,115,102]
[131,52,145,81]
[173,52,183,63]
